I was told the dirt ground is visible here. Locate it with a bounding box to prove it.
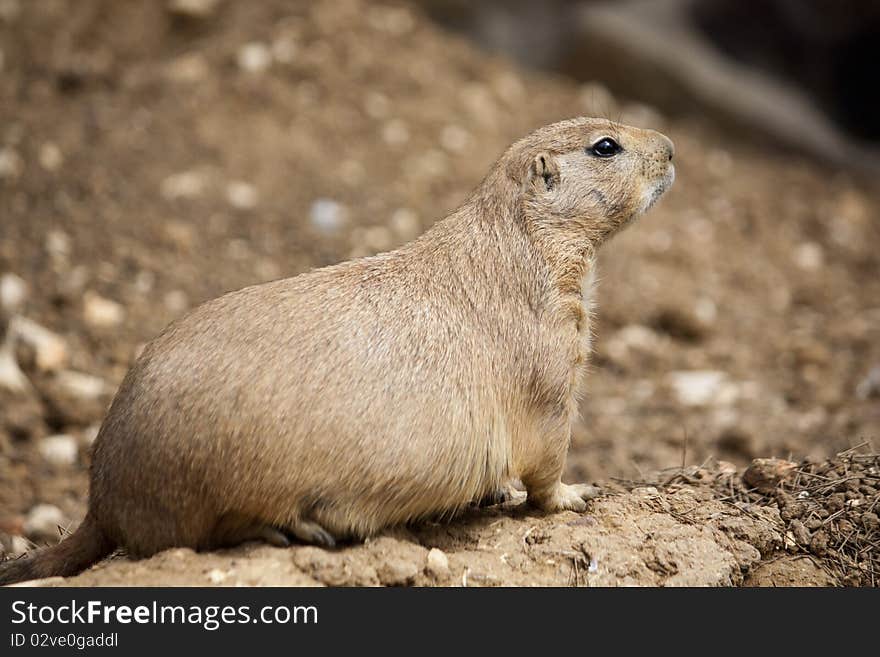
[1,0,878,586]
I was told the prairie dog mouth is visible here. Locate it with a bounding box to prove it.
[642,165,675,212]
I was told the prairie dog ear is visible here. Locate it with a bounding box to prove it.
[528,151,559,191]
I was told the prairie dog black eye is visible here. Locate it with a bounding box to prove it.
[590,137,622,158]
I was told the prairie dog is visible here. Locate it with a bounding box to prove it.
[0,117,674,584]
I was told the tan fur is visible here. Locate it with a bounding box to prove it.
[0,117,674,584]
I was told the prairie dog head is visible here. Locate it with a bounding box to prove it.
[507,117,674,245]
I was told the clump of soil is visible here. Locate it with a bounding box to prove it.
[728,447,878,586]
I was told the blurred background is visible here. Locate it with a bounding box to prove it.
[1,0,878,552]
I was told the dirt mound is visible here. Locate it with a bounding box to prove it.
[9,487,777,587]
[1,0,878,585]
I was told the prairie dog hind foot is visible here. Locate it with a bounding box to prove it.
[529,482,601,513]
[476,482,528,508]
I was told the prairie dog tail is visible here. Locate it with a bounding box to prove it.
[0,514,114,586]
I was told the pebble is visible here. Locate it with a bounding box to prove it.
[226,181,259,210]
[206,568,228,584]
[0,272,27,311]
[0,343,30,392]
[38,142,63,172]
[45,229,71,259]
[164,290,189,314]
[83,291,125,328]
[54,369,110,400]
[742,458,798,493]
[7,535,29,558]
[789,519,811,545]
[160,169,208,201]
[81,424,101,446]
[9,316,69,371]
[237,42,272,73]
[606,324,662,365]
[166,0,219,19]
[0,146,23,180]
[668,370,737,407]
[39,435,79,467]
[24,504,65,541]
[309,198,348,233]
[426,548,450,578]
[794,242,823,271]
[390,208,420,240]
[693,297,717,324]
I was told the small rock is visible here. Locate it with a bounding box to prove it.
[804,517,823,531]
[167,0,219,19]
[206,568,228,584]
[7,535,29,558]
[809,529,829,556]
[237,42,271,73]
[0,344,30,392]
[45,229,71,259]
[826,493,846,512]
[605,324,662,365]
[83,291,125,328]
[426,548,450,578]
[38,142,63,172]
[54,370,110,400]
[794,242,823,271]
[9,316,69,372]
[81,424,101,446]
[23,504,65,541]
[41,373,109,426]
[390,208,420,240]
[668,370,730,407]
[39,435,79,467]
[0,273,27,311]
[789,519,811,545]
[164,290,189,314]
[742,458,798,493]
[226,181,258,210]
[0,146,23,180]
[310,199,348,233]
[861,512,879,532]
[376,557,419,586]
[694,297,717,325]
[160,169,208,201]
